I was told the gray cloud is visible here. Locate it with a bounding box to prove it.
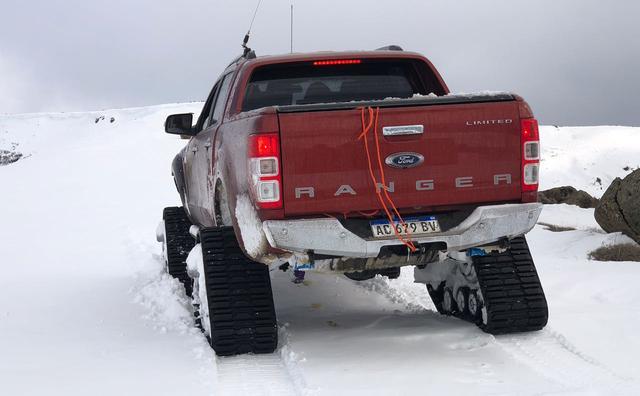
[1,0,639,126]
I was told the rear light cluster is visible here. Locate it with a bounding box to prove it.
[521,118,540,192]
[248,133,283,209]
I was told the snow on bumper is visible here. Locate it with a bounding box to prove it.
[262,203,542,258]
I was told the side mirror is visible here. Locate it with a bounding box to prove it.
[165,113,195,136]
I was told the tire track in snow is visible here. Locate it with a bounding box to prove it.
[213,352,299,396]
[211,323,309,396]
[494,329,633,394]
[356,270,635,394]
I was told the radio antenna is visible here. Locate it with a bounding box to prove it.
[242,0,263,56]
[290,3,294,53]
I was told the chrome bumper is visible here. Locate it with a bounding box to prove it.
[262,203,542,258]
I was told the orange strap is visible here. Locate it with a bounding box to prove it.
[358,107,417,252]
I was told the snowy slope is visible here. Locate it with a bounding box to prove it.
[1,105,640,395]
[539,125,640,198]
[0,104,214,395]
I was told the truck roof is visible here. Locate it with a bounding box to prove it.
[228,50,433,72]
[224,49,452,115]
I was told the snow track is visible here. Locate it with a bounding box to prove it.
[214,354,299,396]
[2,105,640,395]
[495,329,629,394]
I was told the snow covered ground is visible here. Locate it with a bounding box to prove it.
[1,105,639,395]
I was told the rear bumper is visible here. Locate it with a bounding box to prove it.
[262,203,542,258]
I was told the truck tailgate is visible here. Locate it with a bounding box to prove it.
[278,98,522,216]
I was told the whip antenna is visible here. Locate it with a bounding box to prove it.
[290,3,294,53]
[242,0,263,56]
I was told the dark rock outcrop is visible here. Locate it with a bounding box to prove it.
[595,170,640,243]
[0,149,22,165]
[538,186,599,209]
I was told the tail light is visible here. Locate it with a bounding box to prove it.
[248,133,282,209]
[521,118,540,195]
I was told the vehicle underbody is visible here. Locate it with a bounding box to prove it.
[263,203,542,272]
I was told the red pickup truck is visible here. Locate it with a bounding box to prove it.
[158,47,548,356]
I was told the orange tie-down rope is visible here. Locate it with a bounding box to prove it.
[358,107,417,253]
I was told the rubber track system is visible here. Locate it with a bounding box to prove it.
[474,236,548,334]
[427,236,548,334]
[200,227,278,356]
[163,207,196,296]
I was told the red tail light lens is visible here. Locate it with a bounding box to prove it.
[248,133,282,209]
[251,134,279,157]
[521,118,540,196]
[521,118,539,140]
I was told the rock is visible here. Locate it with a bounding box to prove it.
[595,179,631,233]
[538,186,599,209]
[615,170,640,239]
[0,149,22,165]
[595,169,640,243]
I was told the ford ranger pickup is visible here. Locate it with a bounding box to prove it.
[157,47,548,356]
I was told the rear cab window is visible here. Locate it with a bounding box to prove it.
[242,58,446,111]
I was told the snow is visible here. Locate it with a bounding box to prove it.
[539,125,640,198]
[447,90,513,97]
[186,243,211,337]
[235,193,270,259]
[1,104,640,395]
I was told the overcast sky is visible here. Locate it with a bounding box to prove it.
[1,0,639,126]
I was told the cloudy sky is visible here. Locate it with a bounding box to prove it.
[1,0,639,126]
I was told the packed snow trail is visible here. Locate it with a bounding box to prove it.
[1,104,639,395]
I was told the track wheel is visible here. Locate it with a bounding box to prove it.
[456,287,469,316]
[468,290,482,321]
[442,287,456,314]
[197,226,278,356]
[161,207,195,296]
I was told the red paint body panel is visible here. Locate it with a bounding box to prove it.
[278,101,523,216]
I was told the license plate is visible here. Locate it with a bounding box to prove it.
[370,216,441,238]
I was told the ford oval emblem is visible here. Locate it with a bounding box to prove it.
[385,152,424,169]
